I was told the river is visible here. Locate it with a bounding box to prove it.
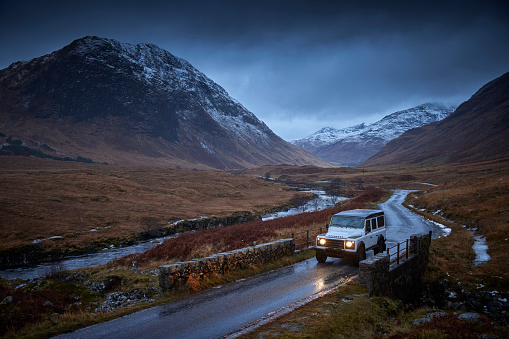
[0,189,338,281]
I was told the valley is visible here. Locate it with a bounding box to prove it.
[1,158,508,337]
[0,157,313,266]
[0,33,507,338]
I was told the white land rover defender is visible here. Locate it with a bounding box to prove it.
[315,209,386,264]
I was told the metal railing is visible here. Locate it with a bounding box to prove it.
[292,227,325,250]
[386,239,414,264]
[386,231,432,264]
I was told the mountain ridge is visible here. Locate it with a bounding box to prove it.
[362,71,509,166]
[0,36,329,169]
[293,103,455,166]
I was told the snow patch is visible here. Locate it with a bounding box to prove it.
[33,236,63,243]
[426,219,452,238]
[69,36,272,144]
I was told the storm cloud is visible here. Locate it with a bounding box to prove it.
[1,0,508,140]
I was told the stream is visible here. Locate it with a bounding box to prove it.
[0,189,338,281]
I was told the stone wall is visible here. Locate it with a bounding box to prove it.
[159,238,295,291]
[359,233,431,302]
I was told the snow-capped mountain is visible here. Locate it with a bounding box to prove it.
[292,103,456,166]
[0,36,328,169]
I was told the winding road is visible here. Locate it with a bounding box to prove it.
[55,189,438,339]
[55,259,357,339]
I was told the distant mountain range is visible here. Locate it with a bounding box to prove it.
[0,36,328,170]
[362,71,509,166]
[293,103,456,166]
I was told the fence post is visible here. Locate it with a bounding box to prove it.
[291,233,294,239]
[397,243,400,264]
[306,230,309,248]
[406,239,409,259]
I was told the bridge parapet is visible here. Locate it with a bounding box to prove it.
[359,233,431,302]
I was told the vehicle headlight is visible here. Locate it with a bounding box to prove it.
[318,238,326,246]
[345,241,355,248]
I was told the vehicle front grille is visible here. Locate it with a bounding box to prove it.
[327,239,345,249]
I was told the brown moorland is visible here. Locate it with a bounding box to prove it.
[1,156,507,259]
[0,182,388,337]
[407,172,509,289]
[1,156,508,337]
[0,157,313,255]
[240,160,509,338]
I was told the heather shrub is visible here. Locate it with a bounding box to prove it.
[116,188,387,268]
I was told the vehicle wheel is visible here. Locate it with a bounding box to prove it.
[378,237,386,253]
[316,250,327,263]
[356,243,366,265]
[374,237,386,255]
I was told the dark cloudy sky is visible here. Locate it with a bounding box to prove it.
[1,0,509,140]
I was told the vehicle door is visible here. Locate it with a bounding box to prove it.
[364,218,377,248]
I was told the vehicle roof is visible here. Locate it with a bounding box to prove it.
[333,209,384,218]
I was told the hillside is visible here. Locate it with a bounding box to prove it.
[293,103,455,166]
[362,72,509,166]
[0,36,328,170]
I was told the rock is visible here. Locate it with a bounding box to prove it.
[488,300,502,313]
[466,299,482,311]
[43,300,54,307]
[426,310,447,319]
[449,301,463,310]
[413,318,429,325]
[458,312,481,321]
[1,296,13,305]
[478,334,498,339]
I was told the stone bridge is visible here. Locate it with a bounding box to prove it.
[359,233,432,303]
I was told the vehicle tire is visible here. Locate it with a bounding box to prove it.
[316,250,327,263]
[356,243,366,265]
[378,237,386,253]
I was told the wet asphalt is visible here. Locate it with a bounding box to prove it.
[54,257,357,339]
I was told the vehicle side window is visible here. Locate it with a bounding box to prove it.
[365,219,371,233]
[377,216,385,228]
[372,218,377,230]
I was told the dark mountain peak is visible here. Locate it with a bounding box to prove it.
[472,71,509,99]
[0,37,328,169]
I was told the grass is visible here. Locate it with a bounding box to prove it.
[242,162,509,338]
[244,279,507,339]
[0,157,312,262]
[2,158,508,337]
[406,173,509,289]
[0,186,388,337]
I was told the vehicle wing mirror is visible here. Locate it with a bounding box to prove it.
[326,223,329,229]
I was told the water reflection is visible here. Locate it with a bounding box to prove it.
[0,236,173,280]
[262,189,345,220]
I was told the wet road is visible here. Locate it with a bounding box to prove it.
[379,189,440,248]
[55,258,357,339]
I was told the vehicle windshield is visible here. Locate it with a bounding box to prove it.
[329,216,364,229]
